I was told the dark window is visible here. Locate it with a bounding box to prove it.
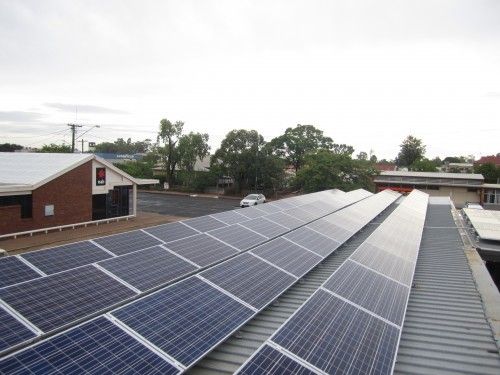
[0,195,32,218]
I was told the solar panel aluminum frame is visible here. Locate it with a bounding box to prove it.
[0,302,41,357]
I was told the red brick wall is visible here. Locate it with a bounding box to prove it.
[0,161,92,235]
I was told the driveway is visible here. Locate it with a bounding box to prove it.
[137,192,240,218]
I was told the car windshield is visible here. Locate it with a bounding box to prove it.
[245,194,259,200]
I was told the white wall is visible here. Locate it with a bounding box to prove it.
[91,160,133,195]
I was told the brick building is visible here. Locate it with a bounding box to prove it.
[0,153,157,235]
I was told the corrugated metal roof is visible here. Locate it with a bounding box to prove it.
[378,171,484,180]
[188,199,500,374]
[464,208,500,241]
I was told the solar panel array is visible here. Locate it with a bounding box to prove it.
[0,189,365,362]
[237,189,428,375]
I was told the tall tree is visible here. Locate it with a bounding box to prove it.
[410,158,439,172]
[39,143,71,153]
[93,138,153,154]
[0,143,23,152]
[177,132,210,186]
[475,163,500,183]
[396,135,426,167]
[212,129,264,193]
[356,151,368,160]
[268,124,333,172]
[157,118,184,186]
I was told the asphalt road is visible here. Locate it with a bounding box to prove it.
[137,192,240,218]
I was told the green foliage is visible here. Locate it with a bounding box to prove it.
[114,161,154,179]
[475,163,500,183]
[268,124,334,172]
[157,118,185,185]
[177,132,210,172]
[369,154,378,163]
[93,138,152,154]
[294,149,377,193]
[357,151,368,160]
[409,158,439,172]
[39,143,72,153]
[0,143,23,152]
[396,135,426,167]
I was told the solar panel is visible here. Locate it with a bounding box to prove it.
[307,219,353,242]
[200,253,297,309]
[0,306,37,353]
[251,238,322,278]
[164,233,239,267]
[0,265,137,332]
[323,260,409,326]
[350,243,414,286]
[111,276,254,367]
[0,256,41,289]
[234,207,266,219]
[284,206,318,222]
[93,230,163,256]
[237,344,316,375]
[21,241,112,275]
[0,317,179,374]
[251,203,281,214]
[268,200,297,210]
[239,217,289,239]
[265,212,305,230]
[207,224,268,250]
[284,227,342,257]
[143,222,199,243]
[211,210,249,225]
[182,215,227,232]
[98,246,198,292]
[271,290,399,375]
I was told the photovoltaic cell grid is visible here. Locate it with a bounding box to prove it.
[207,224,268,250]
[284,227,341,257]
[201,253,297,309]
[21,241,112,275]
[143,222,199,243]
[0,307,37,353]
[93,230,162,256]
[251,202,282,214]
[164,233,239,267]
[0,317,179,375]
[98,246,198,292]
[265,212,305,230]
[0,256,41,289]
[0,265,136,333]
[271,290,399,375]
[182,215,227,232]
[251,238,322,278]
[210,210,249,225]
[238,344,317,375]
[234,207,266,219]
[239,217,289,239]
[111,277,254,367]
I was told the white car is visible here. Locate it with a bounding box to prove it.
[240,194,266,207]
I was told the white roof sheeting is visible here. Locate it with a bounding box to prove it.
[464,208,500,241]
[378,170,484,180]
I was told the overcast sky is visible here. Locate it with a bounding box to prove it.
[1,0,499,160]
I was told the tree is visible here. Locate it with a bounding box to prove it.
[396,135,426,167]
[93,138,153,154]
[370,154,378,163]
[177,132,210,186]
[332,143,354,156]
[410,158,439,172]
[294,149,377,193]
[268,124,333,172]
[212,129,264,193]
[157,118,184,186]
[39,143,71,153]
[475,163,500,183]
[0,143,23,152]
[357,151,368,160]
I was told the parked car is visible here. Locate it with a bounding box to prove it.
[240,194,266,207]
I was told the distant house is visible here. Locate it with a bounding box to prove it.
[443,162,474,174]
[374,163,396,172]
[0,153,158,236]
[475,155,500,167]
[152,155,212,177]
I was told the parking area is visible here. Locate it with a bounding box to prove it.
[137,191,240,217]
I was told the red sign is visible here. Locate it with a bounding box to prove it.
[96,168,106,186]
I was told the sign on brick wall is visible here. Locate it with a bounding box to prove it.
[96,167,106,186]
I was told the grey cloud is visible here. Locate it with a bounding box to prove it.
[0,111,45,122]
[44,103,128,114]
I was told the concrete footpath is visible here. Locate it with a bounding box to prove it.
[0,212,184,255]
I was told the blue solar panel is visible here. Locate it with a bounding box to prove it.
[21,241,112,275]
[307,220,353,242]
[182,216,227,232]
[143,222,199,243]
[200,253,297,309]
[237,344,316,375]
[272,290,399,375]
[0,307,37,353]
[284,227,342,257]
[164,233,238,267]
[0,317,179,374]
[93,230,163,256]
[112,277,254,367]
[98,246,198,292]
[323,260,409,326]
[207,224,268,250]
[211,210,249,225]
[0,256,41,289]
[0,265,137,332]
[251,238,322,278]
[239,217,289,239]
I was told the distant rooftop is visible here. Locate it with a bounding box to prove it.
[378,170,484,180]
[476,155,500,166]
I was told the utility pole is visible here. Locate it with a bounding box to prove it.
[81,139,86,153]
[68,123,82,153]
